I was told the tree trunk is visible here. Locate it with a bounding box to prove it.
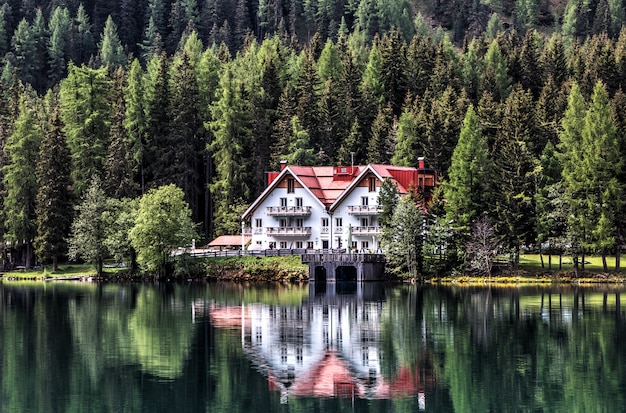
[52,256,58,272]
[616,248,621,272]
[602,250,608,272]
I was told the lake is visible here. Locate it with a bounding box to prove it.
[0,281,624,412]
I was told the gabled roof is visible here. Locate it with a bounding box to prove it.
[242,163,434,220]
[328,164,420,213]
[242,165,359,220]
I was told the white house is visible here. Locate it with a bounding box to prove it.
[241,159,437,251]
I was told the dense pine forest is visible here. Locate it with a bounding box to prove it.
[2,0,626,274]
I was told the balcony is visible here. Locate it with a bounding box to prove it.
[266,227,312,236]
[346,205,382,215]
[266,206,312,217]
[351,226,382,235]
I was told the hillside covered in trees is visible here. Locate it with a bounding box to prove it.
[2,0,626,274]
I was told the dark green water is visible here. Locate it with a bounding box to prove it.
[0,281,625,413]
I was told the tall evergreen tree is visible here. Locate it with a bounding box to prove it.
[581,81,622,271]
[123,58,147,192]
[167,51,203,221]
[445,105,493,235]
[59,64,112,197]
[68,175,108,276]
[34,107,72,271]
[71,3,95,64]
[558,82,588,272]
[98,16,126,69]
[47,6,71,88]
[3,94,41,268]
[209,64,253,234]
[143,52,170,188]
[104,67,139,199]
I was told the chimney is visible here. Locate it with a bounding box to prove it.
[418,157,425,169]
[280,160,288,171]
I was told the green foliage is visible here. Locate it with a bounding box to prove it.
[445,105,493,235]
[68,176,109,276]
[3,93,41,268]
[59,64,112,197]
[129,184,197,275]
[381,194,424,279]
[34,107,72,270]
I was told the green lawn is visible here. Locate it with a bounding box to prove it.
[517,254,621,272]
[1,263,127,280]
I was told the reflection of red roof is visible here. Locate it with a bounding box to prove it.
[290,351,363,398]
[208,305,248,329]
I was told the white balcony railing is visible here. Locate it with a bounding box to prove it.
[351,226,382,235]
[266,206,312,216]
[266,227,312,236]
[346,205,382,215]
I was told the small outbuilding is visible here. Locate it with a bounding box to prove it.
[207,235,251,250]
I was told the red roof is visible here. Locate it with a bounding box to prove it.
[208,235,251,247]
[243,162,437,220]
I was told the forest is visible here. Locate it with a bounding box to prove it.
[2,0,626,273]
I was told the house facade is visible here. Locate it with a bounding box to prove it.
[241,158,437,251]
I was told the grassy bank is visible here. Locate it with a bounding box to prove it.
[0,263,129,281]
[3,254,625,284]
[204,255,308,282]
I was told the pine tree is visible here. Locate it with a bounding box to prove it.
[379,28,407,116]
[582,81,622,271]
[167,51,203,221]
[3,94,41,268]
[98,16,126,69]
[209,64,253,233]
[285,115,316,165]
[59,64,112,197]
[34,107,72,271]
[143,52,170,188]
[104,67,139,199]
[481,40,513,102]
[391,99,421,167]
[123,58,147,192]
[11,18,37,87]
[47,6,71,88]
[71,4,95,64]
[366,104,394,164]
[445,105,493,235]
[68,175,109,276]
[558,82,588,272]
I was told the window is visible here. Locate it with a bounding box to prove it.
[255,218,262,227]
[287,178,295,193]
[280,241,287,249]
[361,217,369,227]
[361,241,369,251]
[296,197,303,207]
[361,196,368,206]
[295,218,303,227]
[322,240,329,249]
[336,218,343,227]
[368,177,376,192]
[321,218,329,227]
[279,219,287,227]
[280,197,287,207]
[307,241,314,249]
[296,241,303,249]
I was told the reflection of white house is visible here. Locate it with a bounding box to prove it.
[241,159,437,252]
[207,299,429,405]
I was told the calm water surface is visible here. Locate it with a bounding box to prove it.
[0,281,625,412]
